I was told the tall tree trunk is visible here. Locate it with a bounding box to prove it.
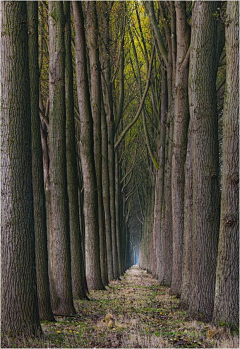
[48,1,76,315]
[213,1,239,328]
[64,1,88,299]
[188,1,220,322]
[157,69,168,282]
[72,1,104,290]
[180,121,193,308]
[27,2,55,321]
[101,106,114,281]
[98,1,119,279]
[115,151,122,275]
[84,1,108,286]
[1,1,42,336]
[170,1,190,296]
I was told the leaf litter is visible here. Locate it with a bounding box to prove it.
[2,265,239,348]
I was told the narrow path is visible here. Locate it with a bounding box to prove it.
[6,266,238,348]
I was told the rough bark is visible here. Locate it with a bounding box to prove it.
[156,69,168,282]
[101,106,114,281]
[98,2,119,279]
[180,121,193,308]
[188,1,220,322]
[213,1,239,328]
[27,2,55,321]
[64,1,87,299]
[1,1,42,336]
[48,1,76,315]
[72,0,104,290]
[170,1,190,296]
[84,1,109,286]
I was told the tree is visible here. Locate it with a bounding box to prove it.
[64,1,88,300]
[48,1,76,315]
[84,0,108,286]
[72,0,104,290]
[170,1,190,296]
[27,1,55,321]
[98,1,119,280]
[187,1,220,322]
[213,1,239,328]
[1,1,42,336]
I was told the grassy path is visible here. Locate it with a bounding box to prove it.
[3,266,238,348]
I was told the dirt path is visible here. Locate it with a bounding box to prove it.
[4,266,238,348]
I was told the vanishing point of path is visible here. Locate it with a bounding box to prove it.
[4,266,239,348]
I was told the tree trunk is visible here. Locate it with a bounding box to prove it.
[180,121,193,308]
[188,1,220,322]
[170,1,190,296]
[156,69,167,282]
[1,1,42,336]
[213,1,239,328]
[84,1,109,286]
[64,1,88,299]
[161,102,174,287]
[27,1,55,321]
[48,1,76,315]
[72,0,104,290]
[101,106,114,281]
[98,2,119,279]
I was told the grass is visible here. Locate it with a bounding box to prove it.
[2,265,239,348]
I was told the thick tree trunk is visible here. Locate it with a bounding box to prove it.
[170,1,190,296]
[64,2,87,299]
[84,1,109,286]
[72,1,104,290]
[1,1,42,336]
[213,1,239,328]
[27,2,55,321]
[188,1,220,322]
[48,1,76,315]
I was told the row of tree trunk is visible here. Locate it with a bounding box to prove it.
[139,1,239,328]
[1,0,132,337]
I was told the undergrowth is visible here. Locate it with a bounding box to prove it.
[2,266,239,348]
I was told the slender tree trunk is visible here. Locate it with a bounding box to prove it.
[180,121,193,308]
[157,69,167,282]
[84,1,108,286]
[98,2,119,279]
[48,1,76,315]
[213,1,239,328]
[161,102,174,287]
[27,2,55,321]
[115,151,122,275]
[1,1,42,336]
[101,106,114,281]
[170,1,190,296]
[72,1,104,290]
[64,1,87,299]
[188,1,220,322]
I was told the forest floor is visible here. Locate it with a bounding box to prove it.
[3,265,239,348]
